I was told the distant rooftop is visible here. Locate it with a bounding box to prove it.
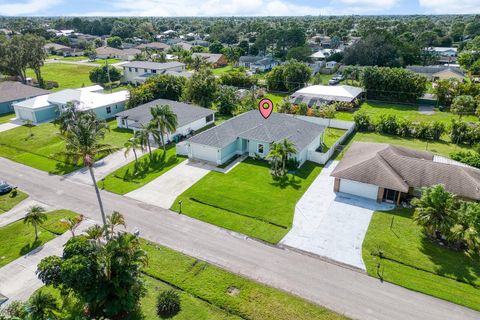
[122,61,185,70]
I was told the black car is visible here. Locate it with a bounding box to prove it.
[0,181,13,195]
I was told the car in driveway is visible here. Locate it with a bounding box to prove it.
[328,74,344,85]
[0,181,14,195]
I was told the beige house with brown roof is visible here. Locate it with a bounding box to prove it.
[331,142,480,203]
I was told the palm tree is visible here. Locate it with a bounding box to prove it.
[56,101,81,135]
[136,124,154,160]
[85,224,105,242]
[149,105,178,153]
[124,135,144,166]
[280,139,297,174]
[267,143,283,176]
[57,113,119,225]
[60,215,84,237]
[27,291,58,320]
[24,205,47,241]
[106,211,126,237]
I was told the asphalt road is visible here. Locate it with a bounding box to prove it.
[0,157,478,320]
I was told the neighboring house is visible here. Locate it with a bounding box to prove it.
[12,85,128,124]
[425,47,458,64]
[119,48,141,61]
[406,65,464,80]
[182,110,325,166]
[331,142,480,203]
[432,68,465,82]
[239,56,262,68]
[310,48,341,61]
[122,61,187,84]
[0,81,50,115]
[136,42,171,51]
[189,39,210,47]
[44,43,83,57]
[239,56,279,72]
[290,85,363,106]
[191,53,227,68]
[95,46,124,59]
[116,98,215,143]
[174,42,193,51]
[325,61,338,69]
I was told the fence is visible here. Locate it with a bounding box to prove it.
[294,116,355,165]
[176,141,189,156]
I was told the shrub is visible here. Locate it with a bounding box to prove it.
[450,150,480,168]
[156,289,181,318]
[353,111,372,131]
[375,114,399,135]
[296,103,308,115]
[451,120,480,145]
[316,105,336,118]
[331,101,354,111]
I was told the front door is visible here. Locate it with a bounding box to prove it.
[383,188,398,203]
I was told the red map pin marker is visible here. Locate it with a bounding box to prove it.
[258,98,273,119]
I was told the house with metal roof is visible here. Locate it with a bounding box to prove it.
[290,85,363,107]
[0,81,50,115]
[122,61,187,84]
[182,110,325,166]
[331,142,480,203]
[12,85,128,124]
[116,98,215,144]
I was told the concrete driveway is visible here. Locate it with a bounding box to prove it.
[125,160,211,209]
[281,161,393,270]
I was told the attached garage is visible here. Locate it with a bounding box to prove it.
[190,143,219,164]
[338,179,379,201]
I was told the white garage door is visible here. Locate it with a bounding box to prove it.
[191,143,218,163]
[17,109,34,122]
[339,179,379,200]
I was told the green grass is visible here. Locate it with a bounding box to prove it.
[312,73,333,85]
[26,63,95,91]
[0,190,28,214]
[335,101,477,124]
[0,112,15,124]
[91,58,123,65]
[212,65,235,76]
[35,241,345,320]
[337,131,473,160]
[363,208,480,311]
[60,56,88,62]
[262,92,288,111]
[322,128,346,152]
[98,146,185,195]
[0,209,78,268]
[171,159,323,243]
[0,119,132,175]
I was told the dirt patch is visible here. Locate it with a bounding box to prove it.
[226,286,240,296]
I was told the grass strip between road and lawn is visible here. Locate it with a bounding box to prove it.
[0,209,79,268]
[363,208,480,311]
[171,159,323,244]
[0,112,15,124]
[98,146,186,195]
[0,190,28,214]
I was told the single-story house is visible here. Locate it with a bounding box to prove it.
[325,61,338,69]
[331,142,480,203]
[95,46,124,59]
[239,56,279,72]
[136,42,171,51]
[191,53,227,68]
[44,43,83,57]
[310,49,342,61]
[173,42,193,51]
[189,39,210,47]
[0,81,50,115]
[426,47,458,57]
[406,65,464,80]
[116,98,215,143]
[238,56,262,68]
[122,61,187,84]
[13,85,128,124]
[183,110,325,166]
[290,85,363,107]
[432,68,465,82]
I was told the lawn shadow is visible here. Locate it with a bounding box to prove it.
[270,174,301,190]
[20,239,43,255]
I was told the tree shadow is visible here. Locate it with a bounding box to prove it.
[119,151,178,182]
[270,174,301,190]
[20,239,42,255]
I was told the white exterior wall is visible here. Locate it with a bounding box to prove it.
[189,143,219,163]
[339,179,379,200]
[123,65,186,83]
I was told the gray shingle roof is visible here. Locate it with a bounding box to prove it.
[188,110,325,150]
[122,61,185,70]
[0,81,50,104]
[331,142,480,200]
[116,98,214,129]
[239,56,263,63]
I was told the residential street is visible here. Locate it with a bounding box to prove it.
[0,156,478,320]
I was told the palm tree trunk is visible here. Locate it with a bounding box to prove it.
[160,133,166,153]
[88,165,107,225]
[147,138,152,159]
[133,148,138,164]
[34,224,38,241]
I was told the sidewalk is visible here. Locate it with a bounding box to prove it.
[0,199,55,228]
[0,220,95,305]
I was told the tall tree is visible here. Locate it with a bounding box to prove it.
[149,105,178,153]
[24,205,47,241]
[183,67,218,107]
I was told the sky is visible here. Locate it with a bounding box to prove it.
[0,0,479,16]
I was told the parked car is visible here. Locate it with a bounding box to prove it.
[0,181,13,195]
[328,78,340,85]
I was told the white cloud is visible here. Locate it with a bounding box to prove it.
[0,0,62,16]
[419,0,480,14]
[335,0,397,7]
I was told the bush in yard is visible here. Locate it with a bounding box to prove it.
[156,289,181,318]
[450,150,480,168]
[277,98,292,113]
[396,119,414,137]
[375,114,399,135]
[414,121,446,141]
[450,120,480,145]
[451,95,477,118]
[296,103,308,115]
[315,105,336,118]
[89,64,122,85]
[353,111,373,131]
[220,70,256,88]
[331,101,354,111]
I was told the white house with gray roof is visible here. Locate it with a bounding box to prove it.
[122,61,187,84]
[116,98,215,144]
[181,110,325,166]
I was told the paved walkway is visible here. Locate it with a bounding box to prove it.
[64,148,150,185]
[281,161,394,270]
[0,220,95,305]
[0,199,55,228]
[418,105,435,115]
[0,157,478,320]
[126,159,210,209]
[0,122,20,133]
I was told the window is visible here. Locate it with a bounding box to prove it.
[206,114,213,122]
[257,143,264,154]
[135,68,138,72]
[152,69,157,74]
[129,67,132,72]
[144,69,148,73]
[121,118,125,126]
[106,106,111,114]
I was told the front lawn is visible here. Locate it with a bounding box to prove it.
[212,65,235,76]
[322,128,346,152]
[171,159,323,243]
[26,63,95,91]
[0,119,132,175]
[60,56,88,62]
[91,58,123,65]
[363,208,480,311]
[0,112,15,124]
[98,146,185,195]
[0,209,78,268]
[0,190,28,214]
[335,101,478,124]
[261,92,288,111]
[36,240,346,320]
